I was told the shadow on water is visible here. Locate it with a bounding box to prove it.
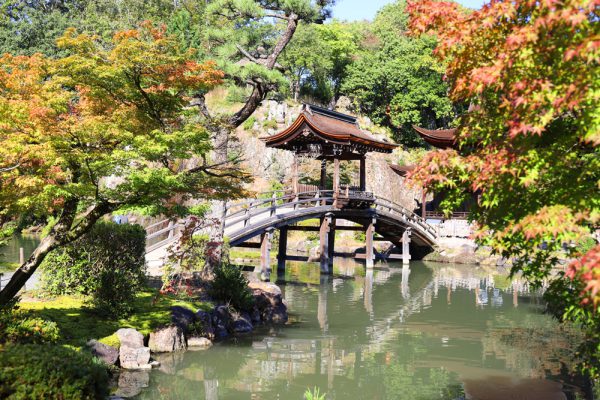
[133,260,591,400]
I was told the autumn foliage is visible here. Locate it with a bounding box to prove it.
[0,23,247,304]
[407,0,599,300]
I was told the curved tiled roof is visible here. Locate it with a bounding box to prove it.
[262,105,397,153]
[413,125,457,149]
[389,164,415,177]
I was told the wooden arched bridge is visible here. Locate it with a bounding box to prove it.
[145,188,438,280]
[145,104,443,280]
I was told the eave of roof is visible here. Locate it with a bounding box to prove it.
[389,164,415,177]
[413,125,457,149]
[262,106,398,152]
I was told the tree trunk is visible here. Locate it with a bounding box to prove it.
[0,201,111,305]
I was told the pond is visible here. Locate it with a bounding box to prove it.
[134,260,587,400]
[0,234,40,271]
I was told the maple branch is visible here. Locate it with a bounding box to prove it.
[0,162,21,173]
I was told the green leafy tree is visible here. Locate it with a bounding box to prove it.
[342,0,457,145]
[281,20,361,106]
[0,23,247,305]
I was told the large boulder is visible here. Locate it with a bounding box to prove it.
[116,328,144,349]
[248,281,282,296]
[117,328,151,369]
[195,310,215,340]
[187,336,213,349]
[170,306,196,330]
[148,325,186,353]
[212,305,231,340]
[251,283,288,325]
[87,339,119,366]
[119,346,151,369]
[232,313,253,334]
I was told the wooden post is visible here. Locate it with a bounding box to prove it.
[333,158,340,198]
[277,227,288,273]
[292,154,299,194]
[19,247,24,265]
[327,218,336,272]
[320,159,327,190]
[260,229,273,281]
[319,213,333,274]
[359,157,366,192]
[402,228,411,265]
[365,218,375,269]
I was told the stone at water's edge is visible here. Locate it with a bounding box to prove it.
[116,328,152,369]
[116,328,144,349]
[171,306,196,330]
[148,325,186,353]
[120,346,151,369]
[195,310,215,340]
[187,336,213,349]
[232,312,253,334]
[248,281,282,296]
[87,339,119,366]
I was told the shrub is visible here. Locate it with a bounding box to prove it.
[262,119,278,129]
[242,115,257,131]
[41,221,146,317]
[0,298,59,344]
[209,264,254,311]
[0,344,109,399]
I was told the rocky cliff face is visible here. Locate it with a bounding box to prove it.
[235,99,423,211]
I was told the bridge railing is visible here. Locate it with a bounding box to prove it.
[224,190,335,230]
[145,219,182,254]
[372,198,437,239]
[222,189,438,241]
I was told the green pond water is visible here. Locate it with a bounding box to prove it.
[0,234,40,271]
[133,260,589,400]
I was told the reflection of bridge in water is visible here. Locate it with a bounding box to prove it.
[233,264,535,396]
[138,263,572,400]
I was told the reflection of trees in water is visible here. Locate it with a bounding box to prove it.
[482,313,582,379]
[135,262,580,399]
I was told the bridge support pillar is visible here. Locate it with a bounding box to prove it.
[277,227,288,274]
[327,218,336,271]
[260,229,273,281]
[402,229,411,265]
[319,213,334,274]
[365,218,376,269]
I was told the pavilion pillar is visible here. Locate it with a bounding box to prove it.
[292,154,299,194]
[320,159,327,191]
[319,213,334,274]
[402,228,411,265]
[333,158,340,197]
[359,157,366,192]
[277,227,288,274]
[260,229,273,281]
[365,218,376,269]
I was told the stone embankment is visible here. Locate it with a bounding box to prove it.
[92,282,288,398]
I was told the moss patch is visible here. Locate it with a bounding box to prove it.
[19,289,211,348]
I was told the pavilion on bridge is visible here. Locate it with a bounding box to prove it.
[262,104,397,202]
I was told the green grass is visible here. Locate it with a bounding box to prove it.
[19,289,211,348]
[0,261,18,271]
[230,248,276,260]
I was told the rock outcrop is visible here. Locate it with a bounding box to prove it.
[148,325,186,353]
[87,339,119,366]
[117,328,151,369]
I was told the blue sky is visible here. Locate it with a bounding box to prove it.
[331,0,486,21]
